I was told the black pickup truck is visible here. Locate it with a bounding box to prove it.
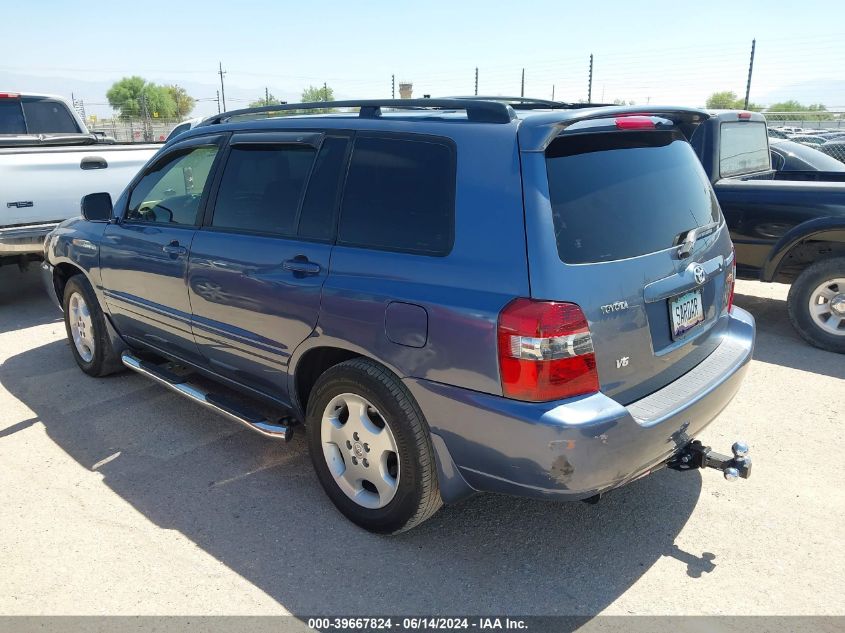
[690,110,845,353]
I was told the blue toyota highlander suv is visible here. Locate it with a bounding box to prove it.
[43,98,755,533]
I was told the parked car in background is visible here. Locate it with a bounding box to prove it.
[165,116,204,142]
[691,110,845,352]
[770,139,845,172]
[0,92,158,270]
[787,134,828,146]
[767,128,788,139]
[819,140,845,165]
[43,99,754,533]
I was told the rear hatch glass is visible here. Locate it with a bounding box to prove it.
[529,127,732,404]
[547,130,720,264]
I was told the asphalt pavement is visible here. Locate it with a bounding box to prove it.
[0,266,842,616]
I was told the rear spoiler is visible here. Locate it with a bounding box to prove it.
[517,106,710,152]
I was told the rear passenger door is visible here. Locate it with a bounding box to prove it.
[187,132,351,399]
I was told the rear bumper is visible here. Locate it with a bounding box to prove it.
[406,307,755,503]
[0,222,58,256]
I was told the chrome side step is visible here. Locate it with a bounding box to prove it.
[121,351,293,441]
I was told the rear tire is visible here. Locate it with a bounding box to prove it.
[306,358,442,534]
[62,275,124,376]
[787,257,845,354]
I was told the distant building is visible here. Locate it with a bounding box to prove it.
[399,82,413,99]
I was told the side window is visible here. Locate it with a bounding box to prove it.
[338,136,455,256]
[127,145,219,225]
[298,136,350,241]
[211,144,316,235]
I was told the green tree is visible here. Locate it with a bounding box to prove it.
[165,84,196,119]
[766,100,831,120]
[302,84,335,103]
[705,90,762,111]
[106,76,176,119]
[612,98,636,106]
[249,92,281,108]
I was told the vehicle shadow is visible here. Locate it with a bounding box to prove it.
[1,337,707,617]
[0,265,62,332]
[733,292,845,380]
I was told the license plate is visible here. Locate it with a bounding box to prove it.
[669,290,704,339]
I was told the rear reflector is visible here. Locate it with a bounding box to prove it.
[724,248,737,313]
[615,116,655,130]
[737,112,752,120]
[0,92,20,99]
[497,299,600,402]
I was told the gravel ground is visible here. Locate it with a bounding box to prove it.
[0,266,842,616]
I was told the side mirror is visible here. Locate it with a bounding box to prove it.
[80,192,113,222]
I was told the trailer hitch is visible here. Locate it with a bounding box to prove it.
[668,440,751,480]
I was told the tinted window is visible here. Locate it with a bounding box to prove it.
[0,100,26,134]
[298,137,349,241]
[211,145,315,235]
[127,145,219,225]
[21,98,80,133]
[546,131,720,264]
[339,136,454,255]
[720,121,770,176]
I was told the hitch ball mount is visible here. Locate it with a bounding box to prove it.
[668,440,751,481]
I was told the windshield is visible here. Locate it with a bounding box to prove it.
[546,131,721,264]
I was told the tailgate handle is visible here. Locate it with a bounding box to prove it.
[80,156,108,170]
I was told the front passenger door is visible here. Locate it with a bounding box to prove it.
[100,135,224,364]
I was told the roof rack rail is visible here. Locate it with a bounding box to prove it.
[448,96,615,110]
[201,99,516,126]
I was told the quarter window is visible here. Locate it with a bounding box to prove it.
[127,145,219,225]
[338,136,455,256]
[211,144,316,235]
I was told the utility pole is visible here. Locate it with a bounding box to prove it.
[392,74,395,99]
[323,81,328,101]
[140,93,152,142]
[218,61,227,111]
[744,38,756,109]
[552,85,555,101]
[475,67,478,96]
[216,90,221,114]
[265,86,269,105]
[521,68,525,98]
[588,54,593,103]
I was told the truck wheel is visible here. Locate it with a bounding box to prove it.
[62,275,124,376]
[787,257,845,354]
[306,358,442,534]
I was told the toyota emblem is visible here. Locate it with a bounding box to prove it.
[693,265,706,285]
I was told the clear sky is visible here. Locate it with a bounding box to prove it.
[1,0,843,117]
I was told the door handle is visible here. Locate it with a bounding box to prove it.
[80,156,108,170]
[282,257,321,275]
[162,242,187,256]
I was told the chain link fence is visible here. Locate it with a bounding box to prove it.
[88,118,180,143]
[763,111,845,165]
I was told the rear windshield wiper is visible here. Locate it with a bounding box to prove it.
[674,220,720,259]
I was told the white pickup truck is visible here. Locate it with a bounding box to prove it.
[0,92,159,268]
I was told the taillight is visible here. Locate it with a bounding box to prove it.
[724,248,736,313]
[615,116,655,130]
[497,299,599,402]
[0,92,21,99]
[737,111,752,120]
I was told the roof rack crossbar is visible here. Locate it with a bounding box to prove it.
[202,99,515,125]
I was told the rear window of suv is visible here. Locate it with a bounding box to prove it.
[546,131,720,264]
